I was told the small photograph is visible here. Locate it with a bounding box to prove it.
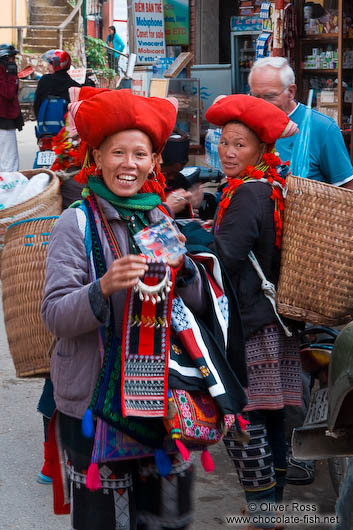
[133,217,186,262]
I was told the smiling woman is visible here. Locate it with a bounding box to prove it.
[40,88,195,529]
[41,88,247,530]
[93,129,157,198]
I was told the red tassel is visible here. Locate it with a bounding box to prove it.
[175,439,190,461]
[201,448,214,473]
[237,414,250,431]
[41,441,53,478]
[86,463,102,491]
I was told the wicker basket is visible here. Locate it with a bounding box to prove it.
[276,175,353,326]
[0,169,62,264]
[1,216,59,377]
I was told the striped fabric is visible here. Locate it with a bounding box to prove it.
[243,323,302,412]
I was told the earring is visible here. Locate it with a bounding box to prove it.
[94,166,102,177]
[149,169,157,181]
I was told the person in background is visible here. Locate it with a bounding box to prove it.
[206,94,302,530]
[161,131,193,217]
[248,57,353,188]
[106,25,124,72]
[0,44,24,172]
[161,131,214,220]
[33,49,81,119]
[248,56,353,486]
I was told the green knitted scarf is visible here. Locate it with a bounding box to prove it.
[88,176,161,246]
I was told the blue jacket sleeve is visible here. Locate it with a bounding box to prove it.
[113,34,125,55]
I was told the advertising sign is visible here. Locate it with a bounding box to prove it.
[133,0,166,64]
[114,0,129,72]
[163,0,189,46]
[113,0,128,50]
[68,67,87,85]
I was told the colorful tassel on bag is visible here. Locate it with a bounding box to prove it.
[82,408,95,438]
[201,448,214,473]
[154,449,172,477]
[175,439,190,462]
[235,413,251,444]
[237,414,250,431]
[86,462,102,491]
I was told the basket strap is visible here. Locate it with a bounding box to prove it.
[248,251,292,337]
[90,194,123,259]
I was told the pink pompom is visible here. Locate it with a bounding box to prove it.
[201,448,214,473]
[86,463,102,491]
[175,439,190,461]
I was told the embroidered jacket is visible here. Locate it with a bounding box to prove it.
[42,196,205,419]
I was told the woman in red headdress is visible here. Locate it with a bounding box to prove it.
[206,95,302,530]
[41,88,247,529]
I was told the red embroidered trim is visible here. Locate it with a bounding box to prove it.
[215,151,287,248]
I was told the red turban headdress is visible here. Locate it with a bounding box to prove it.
[69,88,177,153]
[205,94,298,145]
[67,88,176,194]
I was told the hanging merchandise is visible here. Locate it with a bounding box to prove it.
[283,3,298,70]
[260,2,271,19]
[205,129,223,171]
[262,1,274,32]
[256,32,272,58]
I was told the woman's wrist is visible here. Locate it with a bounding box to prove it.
[99,275,110,299]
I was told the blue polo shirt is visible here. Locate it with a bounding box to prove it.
[276,103,353,186]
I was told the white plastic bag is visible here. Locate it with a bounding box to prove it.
[0,172,50,210]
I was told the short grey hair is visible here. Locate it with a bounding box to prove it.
[248,57,296,89]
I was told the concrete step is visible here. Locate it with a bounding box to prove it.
[30,9,75,22]
[26,28,73,38]
[28,22,76,33]
[33,0,69,7]
[30,6,71,20]
[31,2,72,13]
[22,40,77,54]
[23,36,61,48]
[30,14,73,26]
[22,44,60,54]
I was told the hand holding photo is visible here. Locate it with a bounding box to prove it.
[133,218,186,262]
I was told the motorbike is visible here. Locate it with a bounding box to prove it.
[33,134,56,169]
[293,324,353,496]
[179,166,224,220]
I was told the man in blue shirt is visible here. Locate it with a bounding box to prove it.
[248,57,353,487]
[248,57,353,188]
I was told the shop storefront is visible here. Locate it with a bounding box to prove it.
[229,0,353,160]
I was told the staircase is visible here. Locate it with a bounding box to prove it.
[23,0,79,54]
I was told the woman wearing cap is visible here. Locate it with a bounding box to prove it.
[41,88,246,530]
[0,44,23,171]
[205,95,302,530]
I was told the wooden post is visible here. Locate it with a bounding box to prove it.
[272,0,284,57]
[350,87,353,161]
[18,27,24,55]
[58,28,63,49]
[337,0,343,130]
[189,0,196,64]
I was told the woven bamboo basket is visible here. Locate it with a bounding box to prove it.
[0,169,62,266]
[1,216,59,377]
[276,175,353,326]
